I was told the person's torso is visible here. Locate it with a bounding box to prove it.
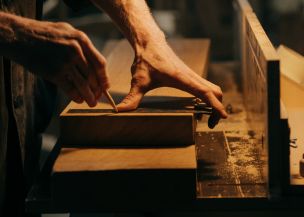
[0,0,39,211]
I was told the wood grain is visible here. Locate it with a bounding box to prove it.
[234,0,253,87]
[60,39,210,146]
[54,145,196,172]
[196,131,267,198]
[51,145,197,204]
[234,0,282,193]
[242,12,280,191]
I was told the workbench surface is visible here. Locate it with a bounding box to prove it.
[26,62,272,213]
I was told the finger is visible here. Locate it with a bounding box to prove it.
[117,86,144,112]
[68,90,84,104]
[204,92,227,118]
[77,33,110,90]
[88,48,109,90]
[60,78,84,103]
[194,76,223,102]
[77,60,102,101]
[95,88,103,101]
[72,41,100,99]
[71,67,97,107]
[203,92,227,129]
[69,39,90,79]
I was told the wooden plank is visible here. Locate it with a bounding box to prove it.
[60,39,210,146]
[278,45,304,87]
[51,145,197,205]
[235,1,281,195]
[233,0,253,86]
[277,45,304,187]
[242,12,280,193]
[53,146,196,172]
[278,45,304,108]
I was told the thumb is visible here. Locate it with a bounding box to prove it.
[117,86,144,112]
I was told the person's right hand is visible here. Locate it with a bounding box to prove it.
[7,14,109,107]
[117,39,228,128]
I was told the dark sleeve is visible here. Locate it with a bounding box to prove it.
[63,0,93,11]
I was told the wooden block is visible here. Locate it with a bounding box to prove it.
[60,39,210,146]
[51,145,197,206]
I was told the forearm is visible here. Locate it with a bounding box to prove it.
[0,11,18,57]
[90,0,166,54]
[0,12,35,62]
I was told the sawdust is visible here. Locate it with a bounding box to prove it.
[225,130,265,182]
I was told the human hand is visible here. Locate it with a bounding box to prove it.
[8,15,108,107]
[117,39,228,128]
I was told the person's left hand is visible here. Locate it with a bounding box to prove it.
[117,40,228,128]
[4,14,109,107]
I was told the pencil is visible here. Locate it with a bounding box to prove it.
[104,90,118,113]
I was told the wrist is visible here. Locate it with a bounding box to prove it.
[0,12,34,59]
[0,12,18,55]
[133,30,166,56]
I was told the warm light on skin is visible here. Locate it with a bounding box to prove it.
[90,0,227,128]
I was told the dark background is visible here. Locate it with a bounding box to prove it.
[43,0,304,60]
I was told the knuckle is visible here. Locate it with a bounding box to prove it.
[56,22,73,29]
[213,85,223,96]
[69,40,80,50]
[201,88,214,103]
[204,88,213,97]
[75,30,89,42]
[214,85,222,93]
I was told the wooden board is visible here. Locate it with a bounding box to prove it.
[51,145,197,206]
[278,45,304,87]
[242,12,281,193]
[60,39,210,146]
[233,0,253,87]
[278,45,304,108]
[277,45,304,187]
[234,2,281,194]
